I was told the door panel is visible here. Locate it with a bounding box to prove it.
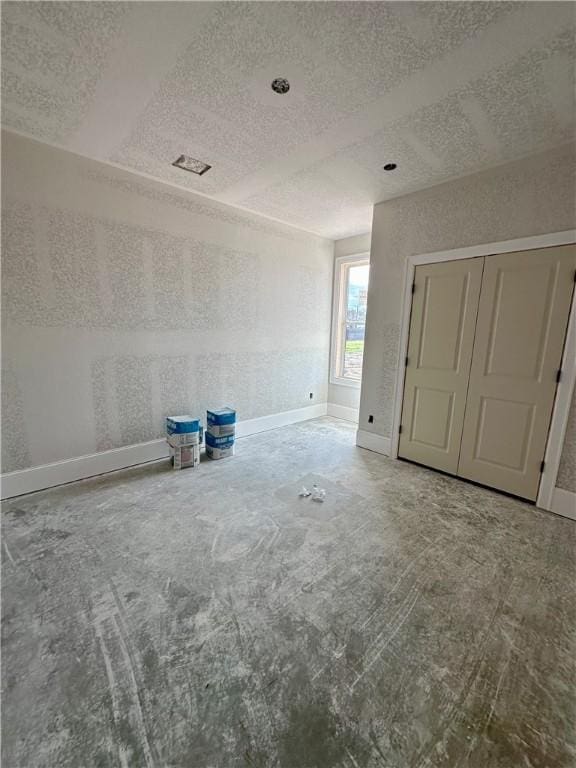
[473,397,534,470]
[411,387,454,450]
[458,245,575,500]
[483,261,558,380]
[398,258,484,474]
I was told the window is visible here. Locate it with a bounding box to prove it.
[331,254,370,385]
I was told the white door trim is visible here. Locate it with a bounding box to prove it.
[389,229,576,513]
[538,280,576,511]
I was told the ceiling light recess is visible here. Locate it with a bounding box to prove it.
[271,77,290,94]
[383,163,397,171]
[172,155,211,175]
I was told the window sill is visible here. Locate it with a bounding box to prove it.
[330,376,362,389]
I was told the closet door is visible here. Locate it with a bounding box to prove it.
[398,258,484,474]
[458,245,575,500]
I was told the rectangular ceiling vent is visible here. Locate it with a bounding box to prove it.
[172,155,211,175]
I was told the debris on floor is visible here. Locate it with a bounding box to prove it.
[299,484,326,501]
[311,484,326,502]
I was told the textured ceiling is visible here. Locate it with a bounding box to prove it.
[2,1,575,239]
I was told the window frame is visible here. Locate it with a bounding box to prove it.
[330,252,370,388]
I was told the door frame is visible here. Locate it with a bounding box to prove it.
[389,229,576,514]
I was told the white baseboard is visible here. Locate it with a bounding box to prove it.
[0,440,170,500]
[356,429,391,456]
[234,403,327,438]
[548,487,576,521]
[355,438,575,516]
[0,403,328,499]
[327,403,359,423]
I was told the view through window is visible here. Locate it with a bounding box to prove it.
[333,258,369,382]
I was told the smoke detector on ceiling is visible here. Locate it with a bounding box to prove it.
[172,155,211,175]
[271,77,290,94]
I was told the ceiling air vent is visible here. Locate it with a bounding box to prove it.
[172,155,211,175]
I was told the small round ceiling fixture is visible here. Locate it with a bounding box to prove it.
[383,163,397,171]
[271,77,290,94]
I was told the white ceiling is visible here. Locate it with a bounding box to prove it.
[2,1,575,239]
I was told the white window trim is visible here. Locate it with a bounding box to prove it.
[330,252,369,388]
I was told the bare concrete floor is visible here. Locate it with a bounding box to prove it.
[2,417,574,768]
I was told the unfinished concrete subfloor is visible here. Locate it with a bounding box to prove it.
[2,417,574,767]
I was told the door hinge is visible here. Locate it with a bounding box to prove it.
[399,425,403,435]
[411,282,416,294]
[556,369,562,383]
[405,356,409,367]
[540,460,545,473]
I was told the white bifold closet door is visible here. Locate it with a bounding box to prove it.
[398,258,484,474]
[399,244,575,501]
[458,246,575,500]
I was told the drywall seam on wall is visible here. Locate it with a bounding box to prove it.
[0,403,328,499]
[1,131,334,473]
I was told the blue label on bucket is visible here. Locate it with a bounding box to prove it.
[166,416,200,434]
[205,432,235,448]
[207,408,236,426]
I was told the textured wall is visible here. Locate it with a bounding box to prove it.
[360,142,576,492]
[328,233,371,414]
[334,232,372,259]
[1,132,333,472]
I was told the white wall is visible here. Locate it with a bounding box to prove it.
[328,232,371,420]
[1,131,334,472]
[334,233,371,258]
[360,142,576,493]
